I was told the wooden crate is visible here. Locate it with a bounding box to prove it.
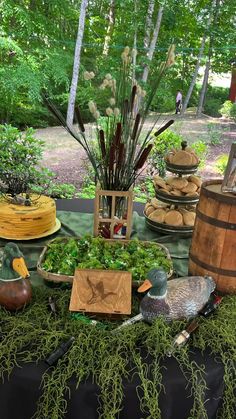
[93,186,133,239]
[69,269,132,315]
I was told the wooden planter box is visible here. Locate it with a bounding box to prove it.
[37,237,173,287]
[93,186,133,239]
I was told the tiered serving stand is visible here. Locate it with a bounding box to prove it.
[144,156,200,236]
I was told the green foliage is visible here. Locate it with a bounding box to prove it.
[220,101,236,122]
[32,181,80,199]
[204,98,222,117]
[42,236,173,282]
[190,140,208,168]
[0,0,234,128]
[219,100,233,118]
[0,124,45,195]
[207,122,222,145]
[203,86,228,117]
[0,123,79,199]
[133,177,155,203]
[215,154,229,175]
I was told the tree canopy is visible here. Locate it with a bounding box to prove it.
[0,0,235,127]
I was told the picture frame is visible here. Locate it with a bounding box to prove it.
[221,143,236,194]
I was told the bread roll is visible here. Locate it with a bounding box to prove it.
[183,211,196,226]
[172,150,193,166]
[149,208,166,223]
[181,182,198,194]
[165,210,183,226]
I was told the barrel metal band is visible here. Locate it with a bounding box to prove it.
[196,209,236,230]
[189,253,236,276]
[202,187,236,204]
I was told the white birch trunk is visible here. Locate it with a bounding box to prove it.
[132,0,137,83]
[197,0,220,116]
[182,0,215,114]
[143,0,155,50]
[142,5,164,83]
[103,0,115,56]
[197,59,211,116]
[66,0,88,127]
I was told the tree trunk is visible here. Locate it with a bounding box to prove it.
[102,0,115,56]
[182,0,215,114]
[143,0,155,50]
[197,59,211,115]
[132,0,137,83]
[142,5,164,83]
[197,0,220,115]
[181,34,208,114]
[67,0,88,127]
[229,66,236,103]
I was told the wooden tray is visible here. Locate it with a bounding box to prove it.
[37,237,173,285]
[165,161,199,175]
[155,188,199,205]
[144,212,193,236]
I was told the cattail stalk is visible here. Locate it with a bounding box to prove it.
[114,122,122,147]
[99,130,106,159]
[130,85,137,114]
[109,144,115,171]
[75,106,85,132]
[131,113,141,140]
[154,119,174,137]
[134,144,153,170]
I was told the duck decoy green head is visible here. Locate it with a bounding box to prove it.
[2,243,29,279]
[138,268,167,297]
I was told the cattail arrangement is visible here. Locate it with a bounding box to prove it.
[44,45,175,192]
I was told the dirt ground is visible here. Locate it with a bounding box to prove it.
[35,111,236,189]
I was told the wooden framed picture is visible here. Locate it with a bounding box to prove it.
[221,143,236,194]
[69,269,132,315]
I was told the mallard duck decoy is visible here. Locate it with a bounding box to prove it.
[138,268,216,323]
[0,243,31,311]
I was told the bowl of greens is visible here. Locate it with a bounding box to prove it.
[37,235,173,285]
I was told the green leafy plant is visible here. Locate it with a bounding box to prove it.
[219,100,234,118]
[42,236,173,282]
[32,182,80,199]
[0,124,45,198]
[0,124,80,201]
[215,154,229,175]
[207,122,222,145]
[133,177,155,202]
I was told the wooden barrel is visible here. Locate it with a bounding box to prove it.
[189,179,236,294]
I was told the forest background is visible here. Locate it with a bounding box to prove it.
[0,0,236,200]
[0,0,236,128]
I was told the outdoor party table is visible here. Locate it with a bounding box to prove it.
[0,199,231,419]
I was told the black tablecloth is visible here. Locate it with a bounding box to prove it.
[0,349,224,419]
[0,199,226,419]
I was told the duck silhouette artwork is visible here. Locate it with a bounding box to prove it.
[86,276,116,305]
[0,243,32,311]
[115,268,216,330]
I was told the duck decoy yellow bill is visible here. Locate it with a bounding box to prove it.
[12,257,30,278]
[138,279,152,293]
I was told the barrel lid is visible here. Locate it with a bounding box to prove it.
[202,179,236,203]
